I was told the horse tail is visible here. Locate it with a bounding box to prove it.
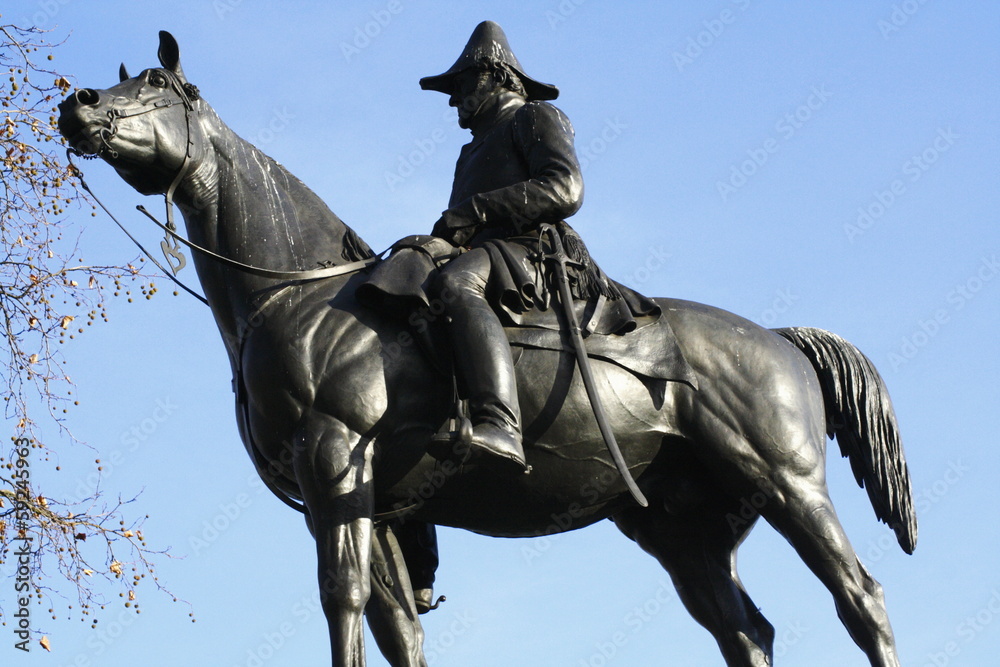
[774,326,917,554]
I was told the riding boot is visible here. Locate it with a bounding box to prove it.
[434,298,528,473]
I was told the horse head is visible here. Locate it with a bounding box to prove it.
[59,31,204,197]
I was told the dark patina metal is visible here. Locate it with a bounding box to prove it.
[59,27,916,667]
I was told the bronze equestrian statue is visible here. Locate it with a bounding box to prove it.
[59,27,916,667]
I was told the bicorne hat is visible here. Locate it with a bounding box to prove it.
[419,21,559,101]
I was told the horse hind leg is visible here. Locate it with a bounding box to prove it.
[614,481,775,667]
[365,522,428,667]
[755,468,900,667]
[709,410,900,663]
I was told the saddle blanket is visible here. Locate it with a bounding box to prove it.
[505,315,697,388]
[356,235,697,387]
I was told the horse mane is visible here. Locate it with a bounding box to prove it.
[205,107,374,269]
[342,226,375,262]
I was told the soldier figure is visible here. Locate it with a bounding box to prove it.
[422,21,586,473]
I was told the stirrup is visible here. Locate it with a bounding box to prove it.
[428,414,473,462]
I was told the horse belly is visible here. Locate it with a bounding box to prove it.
[381,350,675,537]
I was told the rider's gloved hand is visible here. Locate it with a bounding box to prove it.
[432,209,477,247]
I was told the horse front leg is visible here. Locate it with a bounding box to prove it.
[293,412,374,666]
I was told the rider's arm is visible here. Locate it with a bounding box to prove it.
[441,102,584,237]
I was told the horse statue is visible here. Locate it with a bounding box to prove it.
[58,32,916,667]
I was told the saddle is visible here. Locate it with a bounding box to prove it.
[355,235,697,388]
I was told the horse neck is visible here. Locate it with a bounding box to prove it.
[175,107,370,344]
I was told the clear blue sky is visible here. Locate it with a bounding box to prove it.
[4,1,999,665]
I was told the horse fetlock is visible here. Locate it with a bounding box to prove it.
[734,631,773,667]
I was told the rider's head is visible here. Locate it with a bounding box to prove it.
[446,61,526,129]
[420,21,558,129]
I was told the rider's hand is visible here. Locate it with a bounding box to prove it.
[432,212,476,247]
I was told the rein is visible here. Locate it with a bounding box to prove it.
[68,72,384,302]
[69,74,388,517]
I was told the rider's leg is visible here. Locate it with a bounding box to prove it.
[393,519,439,614]
[431,248,527,472]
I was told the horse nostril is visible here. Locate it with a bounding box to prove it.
[75,88,100,106]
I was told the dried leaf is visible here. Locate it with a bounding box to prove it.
[128,590,135,601]
[74,532,86,541]
[28,354,38,364]
[109,561,123,575]
[123,530,134,538]
[82,569,94,576]
[39,636,51,652]
[60,315,74,329]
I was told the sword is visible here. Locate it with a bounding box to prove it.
[539,224,649,507]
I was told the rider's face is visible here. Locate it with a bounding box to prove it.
[448,68,498,129]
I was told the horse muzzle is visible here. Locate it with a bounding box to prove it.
[58,88,116,158]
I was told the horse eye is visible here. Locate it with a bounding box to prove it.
[149,72,168,88]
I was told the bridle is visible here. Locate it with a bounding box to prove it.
[68,69,383,306]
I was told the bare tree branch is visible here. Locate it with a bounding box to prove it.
[1,23,184,644]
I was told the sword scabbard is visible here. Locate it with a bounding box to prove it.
[539,225,649,507]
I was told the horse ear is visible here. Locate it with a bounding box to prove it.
[157,30,187,81]
[119,63,130,82]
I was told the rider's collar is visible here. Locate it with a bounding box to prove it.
[467,92,526,138]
